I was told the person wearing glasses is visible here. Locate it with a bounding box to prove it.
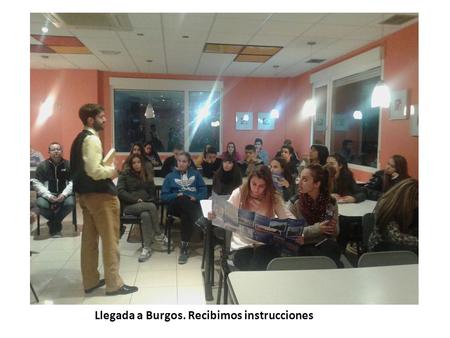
[31,142,74,238]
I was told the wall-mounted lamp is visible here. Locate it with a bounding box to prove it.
[353,110,363,120]
[302,98,317,118]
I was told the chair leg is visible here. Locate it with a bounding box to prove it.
[165,216,173,254]
[37,214,40,236]
[31,283,39,303]
[139,223,144,248]
[216,267,223,304]
[72,203,77,232]
[126,224,133,242]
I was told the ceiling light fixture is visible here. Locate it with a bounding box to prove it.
[144,103,155,119]
[41,26,48,33]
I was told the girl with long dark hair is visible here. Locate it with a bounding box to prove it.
[117,154,163,262]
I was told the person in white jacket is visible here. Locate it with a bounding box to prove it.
[31,142,74,237]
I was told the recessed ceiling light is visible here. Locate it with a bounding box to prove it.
[182,35,189,39]
[41,26,48,33]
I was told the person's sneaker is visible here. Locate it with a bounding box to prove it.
[84,279,106,294]
[154,233,166,243]
[138,247,152,262]
[51,232,62,238]
[178,241,190,265]
[106,284,138,296]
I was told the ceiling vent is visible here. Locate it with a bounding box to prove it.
[306,58,326,64]
[43,13,133,31]
[380,14,417,25]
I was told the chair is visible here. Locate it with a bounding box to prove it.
[120,213,144,248]
[36,196,78,236]
[361,212,375,254]
[357,250,418,267]
[267,256,338,271]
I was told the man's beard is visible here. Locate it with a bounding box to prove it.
[93,120,104,131]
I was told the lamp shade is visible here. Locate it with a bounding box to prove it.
[144,103,155,119]
[371,81,391,108]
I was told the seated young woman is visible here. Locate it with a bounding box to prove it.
[269,156,296,202]
[143,142,162,167]
[368,178,418,254]
[117,154,164,263]
[161,151,207,264]
[326,153,366,203]
[227,166,295,271]
[363,154,410,200]
[287,164,342,267]
[222,141,242,162]
[309,144,329,166]
[212,153,242,196]
[122,142,154,178]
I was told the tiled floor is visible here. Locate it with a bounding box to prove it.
[30,207,223,305]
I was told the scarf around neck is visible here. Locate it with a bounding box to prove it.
[298,192,330,225]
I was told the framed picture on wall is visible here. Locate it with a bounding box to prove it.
[389,89,408,120]
[257,112,275,130]
[235,112,253,130]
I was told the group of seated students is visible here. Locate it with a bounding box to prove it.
[31,137,418,270]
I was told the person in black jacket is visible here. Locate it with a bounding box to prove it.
[269,156,296,202]
[31,142,74,237]
[363,154,409,201]
[212,153,242,196]
[326,153,366,203]
[201,146,222,179]
[117,154,164,262]
[280,145,300,177]
[143,142,162,167]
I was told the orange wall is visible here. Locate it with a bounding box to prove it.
[30,23,418,180]
[30,69,98,157]
[288,23,419,181]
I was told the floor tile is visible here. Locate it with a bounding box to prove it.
[177,269,204,287]
[177,286,206,305]
[135,270,177,287]
[130,287,178,304]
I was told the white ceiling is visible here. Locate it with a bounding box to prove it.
[30,13,418,78]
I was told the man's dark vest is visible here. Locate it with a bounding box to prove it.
[70,129,116,195]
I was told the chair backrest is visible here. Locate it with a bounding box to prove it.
[267,256,338,271]
[361,212,375,253]
[357,250,418,267]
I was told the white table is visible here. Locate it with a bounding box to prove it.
[338,200,377,217]
[227,264,418,304]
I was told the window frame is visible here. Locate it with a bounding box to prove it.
[309,47,383,173]
[109,77,223,155]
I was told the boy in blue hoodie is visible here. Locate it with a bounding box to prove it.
[161,152,207,264]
